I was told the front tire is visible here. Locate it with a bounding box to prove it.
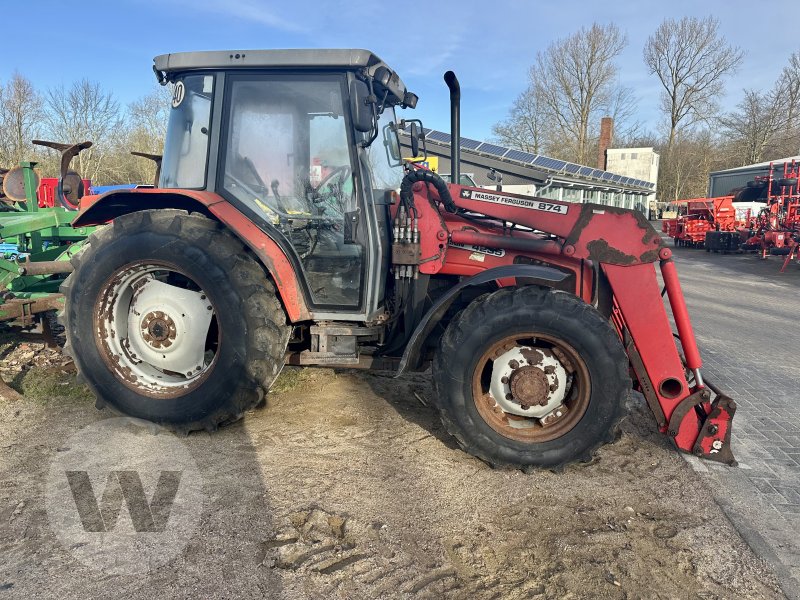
[433,286,630,469]
[61,209,290,432]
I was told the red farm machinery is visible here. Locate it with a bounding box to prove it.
[661,196,738,248]
[48,49,737,470]
[735,160,800,269]
[663,161,800,269]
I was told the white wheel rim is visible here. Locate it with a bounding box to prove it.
[95,262,217,397]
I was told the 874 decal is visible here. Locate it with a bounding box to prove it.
[459,189,569,215]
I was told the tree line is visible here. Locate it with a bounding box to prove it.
[0,75,170,186]
[492,16,800,202]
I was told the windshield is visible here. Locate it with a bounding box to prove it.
[160,74,213,189]
[365,107,404,191]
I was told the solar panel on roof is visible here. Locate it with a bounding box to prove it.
[504,149,537,163]
[601,172,614,181]
[532,156,549,168]
[460,138,482,150]
[590,170,604,178]
[533,156,558,169]
[564,163,580,174]
[579,167,593,177]
[477,143,507,156]
[426,130,451,143]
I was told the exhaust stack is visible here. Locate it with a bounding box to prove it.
[444,71,460,185]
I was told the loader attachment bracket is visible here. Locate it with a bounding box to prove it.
[693,383,737,466]
[666,381,737,466]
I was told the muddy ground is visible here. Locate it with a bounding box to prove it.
[0,338,785,599]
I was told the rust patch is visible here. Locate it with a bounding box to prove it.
[551,347,575,373]
[520,348,544,366]
[565,203,665,266]
[586,239,637,265]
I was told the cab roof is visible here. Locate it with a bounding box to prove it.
[155,49,388,75]
[153,49,413,107]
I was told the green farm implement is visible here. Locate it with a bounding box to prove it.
[0,148,96,328]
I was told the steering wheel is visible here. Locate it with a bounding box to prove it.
[310,165,351,217]
[315,165,350,191]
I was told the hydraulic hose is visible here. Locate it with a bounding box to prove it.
[399,167,457,213]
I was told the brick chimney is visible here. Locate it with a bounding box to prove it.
[597,117,614,170]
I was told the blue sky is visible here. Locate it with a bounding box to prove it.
[2,0,797,142]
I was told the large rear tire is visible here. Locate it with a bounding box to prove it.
[432,286,630,469]
[60,209,290,432]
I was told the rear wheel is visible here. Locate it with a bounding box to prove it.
[433,286,629,469]
[61,209,290,432]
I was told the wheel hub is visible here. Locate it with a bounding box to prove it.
[509,366,550,408]
[141,311,177,348]
[488,346,568,418]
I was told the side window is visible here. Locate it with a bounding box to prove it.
[221,76,363,308]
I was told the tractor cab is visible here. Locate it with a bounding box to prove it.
[155,49,417,317]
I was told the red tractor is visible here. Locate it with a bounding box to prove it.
[60,49,736,469]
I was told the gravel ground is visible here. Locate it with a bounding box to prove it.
[0,336,785,599]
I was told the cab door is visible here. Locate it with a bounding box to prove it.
[218,73,367,311]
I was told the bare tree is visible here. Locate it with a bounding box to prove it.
[493,23,633,165]
[781,51,800,130]
[536,24,630,164]
[105,85,172,184]
[43,79,123,181]
[491,83,547,154]
[0,72,43,167]
[644,16,743,152]
[127,84,172,150]
[657,130,724,201]
[719,88,787,165]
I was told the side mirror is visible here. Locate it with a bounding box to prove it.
[410,122,420,157]
[349,79,374,133]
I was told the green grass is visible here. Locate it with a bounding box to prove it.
[16,367,90,403]
[270,366,314,393]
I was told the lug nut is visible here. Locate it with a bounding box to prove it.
[500,376,509,384]
[509,360,519,369]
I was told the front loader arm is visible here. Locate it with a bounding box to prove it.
[438,184,737,465]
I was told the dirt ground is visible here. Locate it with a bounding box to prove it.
[0,337,786,599]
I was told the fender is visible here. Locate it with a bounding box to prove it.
[396,264,568,375]
[72,188,311,322]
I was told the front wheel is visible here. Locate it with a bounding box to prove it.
[61,209,290,432]
[433,286,630,469]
